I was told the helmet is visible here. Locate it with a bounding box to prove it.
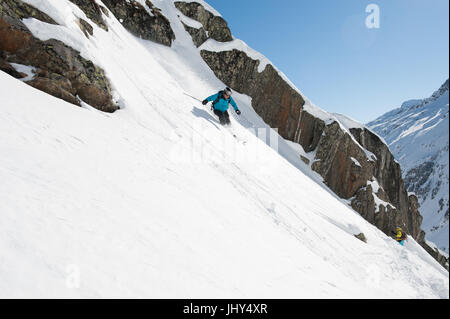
[224,87,232,96]
[396,226,402,231]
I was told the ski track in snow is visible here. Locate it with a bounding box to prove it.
[0,0,448,298]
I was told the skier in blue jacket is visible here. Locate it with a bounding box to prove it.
[202,87,241,125]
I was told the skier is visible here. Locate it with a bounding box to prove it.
[202,87,241,125]
[393,227,407,246]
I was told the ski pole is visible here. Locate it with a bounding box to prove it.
[183,92,203,103]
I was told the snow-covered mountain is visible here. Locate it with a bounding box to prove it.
[368,80,449,254]
[0,0,448,297]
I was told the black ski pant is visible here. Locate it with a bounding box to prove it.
[213,109,230,125]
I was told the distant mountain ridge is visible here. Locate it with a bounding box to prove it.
[368,79,449,254]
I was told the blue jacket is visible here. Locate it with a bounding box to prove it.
[205,92,239,113]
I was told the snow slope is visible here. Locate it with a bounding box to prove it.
[0,0,448,298]
[368,81,449,254]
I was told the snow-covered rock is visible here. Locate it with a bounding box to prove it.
[190,1,428,256]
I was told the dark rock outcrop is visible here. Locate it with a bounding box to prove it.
[0,0,118,112]
[306,123,424,242]
[296,110,325,152]
[27,74,80,106]
[312,123,374,200]
[174,1,232,42]
[102,0,175,46]
[181,21,208,47]
[68,0,108,31]
[0,0,57,25]
[354,233,367,243]
[77,18,94,38]
[200,50,304,141]
[406,193,424,242]
[352,185,403,238]
[0,58,26,79]
[350,128,405,207]
[421,240,449,271]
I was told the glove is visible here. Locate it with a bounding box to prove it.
[236,109,241,115]
[202,99,208,105]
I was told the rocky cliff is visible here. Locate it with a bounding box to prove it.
[0,0,176,112]
[174,1,232,44]
[0,0,120,112]
[102,0,175,46]
[1,0,446,270]
[175,1,447,269]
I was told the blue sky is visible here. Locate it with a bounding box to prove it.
[206,0,449,123]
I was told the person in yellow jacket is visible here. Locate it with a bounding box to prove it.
[394,227,407,246]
